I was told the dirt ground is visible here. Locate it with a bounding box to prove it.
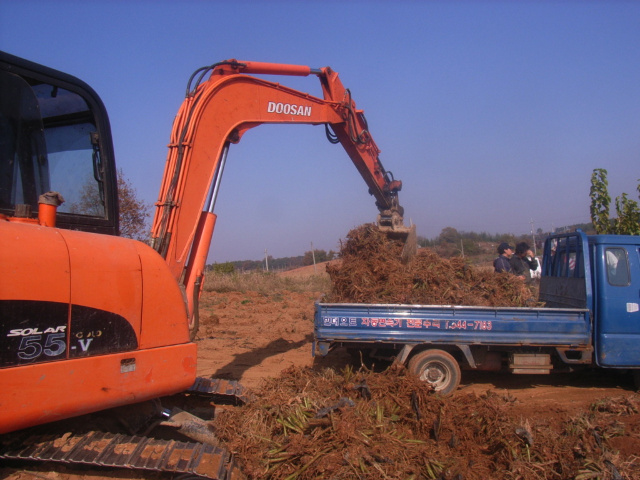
[193,266,640,479]
[195,288,330,387]
[195,264,636,408]
[2,263,639,479]
[196,287,634,402]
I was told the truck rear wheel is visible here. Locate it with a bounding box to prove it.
[407,349,461,395]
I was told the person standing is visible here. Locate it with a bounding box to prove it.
[494,242,514,273]
[510,242,539,281]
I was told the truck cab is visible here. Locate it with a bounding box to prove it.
[590,236,640,367]
[541,231,640,368]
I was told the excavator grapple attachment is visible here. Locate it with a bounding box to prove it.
[377,205,418,262]
[378,222,417,262]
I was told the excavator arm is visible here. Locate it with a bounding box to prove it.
[150,60,415,335]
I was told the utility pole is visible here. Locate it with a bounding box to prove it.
[264,249,269,272]
[311,242,317,274]
[530,219,537,256]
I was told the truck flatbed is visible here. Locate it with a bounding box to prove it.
[313,231,640,394]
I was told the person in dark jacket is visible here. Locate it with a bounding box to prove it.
[494,242,513,273]
[510,242,539,281]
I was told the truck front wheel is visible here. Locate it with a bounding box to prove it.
[407,349,461,395]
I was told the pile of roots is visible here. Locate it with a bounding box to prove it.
[214,366,640,479]
[325,224,537,307]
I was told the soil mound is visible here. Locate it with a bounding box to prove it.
[325,224,537,306]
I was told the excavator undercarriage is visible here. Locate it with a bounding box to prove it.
[0,378,250,479]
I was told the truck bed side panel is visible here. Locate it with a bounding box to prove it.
[315,303,590,348]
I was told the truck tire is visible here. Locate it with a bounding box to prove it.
[407,349,461,395]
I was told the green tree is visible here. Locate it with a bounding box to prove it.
[590,168,611,234]
[417,235,433,247]
[590,168,639,235]
[303,249,328,266]
[437,227,460,244]
[614,193,640,235]
[212,262,235,274]
[460,238,480,256]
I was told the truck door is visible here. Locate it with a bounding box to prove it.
[594,243,640,367]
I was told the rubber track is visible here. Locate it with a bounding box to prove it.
[0,430,244,479]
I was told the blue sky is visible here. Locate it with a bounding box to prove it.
[2,1,639,263]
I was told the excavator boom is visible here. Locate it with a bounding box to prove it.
[151,60,415,331]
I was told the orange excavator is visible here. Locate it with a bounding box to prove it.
[0,52,414,477]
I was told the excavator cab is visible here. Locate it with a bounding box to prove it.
[0,50,119,234]
[1,52,198,435]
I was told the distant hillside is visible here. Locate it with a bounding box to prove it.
[209,223,595,274]
[277,261,336,278]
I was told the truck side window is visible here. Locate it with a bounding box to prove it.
[606,248,630,286]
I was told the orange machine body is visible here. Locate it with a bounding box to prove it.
[0,220,195,433]
[1,53,407,434]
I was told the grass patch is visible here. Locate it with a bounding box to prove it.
[204,271,331,295]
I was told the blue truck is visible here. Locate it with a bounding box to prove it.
[314,231,640,394]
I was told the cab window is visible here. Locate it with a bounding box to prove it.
[0,71,105,218]
[606,247,630,286]
[32,83,105,218]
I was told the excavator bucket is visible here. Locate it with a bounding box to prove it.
[378,223,418,263]
[376,204,418,262]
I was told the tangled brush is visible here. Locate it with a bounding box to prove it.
[325,224,537,307]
